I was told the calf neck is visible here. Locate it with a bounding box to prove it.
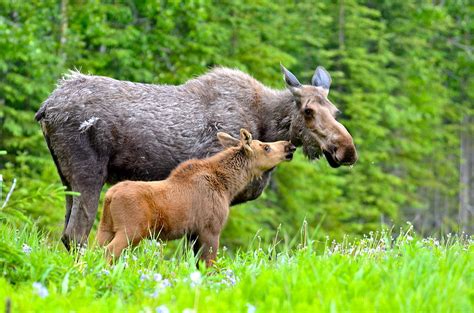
[36,65,357,250]
[97,129,296,266]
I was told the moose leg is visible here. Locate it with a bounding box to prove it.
[63,193,73,232]
[44,136,74,237]
[61,157,108,251]
[62,179,105,250]
[57,175,73,236]
[231,170,273,205]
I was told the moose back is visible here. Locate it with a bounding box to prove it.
[35,65,357,249]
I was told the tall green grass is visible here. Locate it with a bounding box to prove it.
[0,222,472,312]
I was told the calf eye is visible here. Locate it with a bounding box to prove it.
[304,108,313,117]
[264,145,271,152]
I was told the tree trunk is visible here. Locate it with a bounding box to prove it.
[459,114,473,233]
[59,0,68,66]
[338,0,345,50]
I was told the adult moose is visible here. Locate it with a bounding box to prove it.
[35,65,357,250]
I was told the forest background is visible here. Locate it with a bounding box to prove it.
[1,0,472,247]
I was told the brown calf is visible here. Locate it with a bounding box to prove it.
[97,129,296,266]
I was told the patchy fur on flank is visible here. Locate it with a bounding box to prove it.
[35,65,356,249]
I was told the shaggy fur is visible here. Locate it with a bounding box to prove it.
[35,65,357,249]
[97,130,296,266]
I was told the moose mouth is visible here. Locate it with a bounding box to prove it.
[323,150,341,168]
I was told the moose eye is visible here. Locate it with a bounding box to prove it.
[264,145,271,152]
[304,108,313,117]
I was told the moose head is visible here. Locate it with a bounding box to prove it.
[281,65,358,168]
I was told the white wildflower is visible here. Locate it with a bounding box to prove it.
[160,279,172,288]
[154,273,163,282]
[247,303,256,313]
[189,271,202,287]
[32,282,49,298]
[22,243,32,255]
[78,246,87,256]
[156,305,170,313]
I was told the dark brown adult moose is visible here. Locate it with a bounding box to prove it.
[97,129,296,266]
[35,64,357,250]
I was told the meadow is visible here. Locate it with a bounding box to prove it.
[1,1,472,312]
[1,221,472,313]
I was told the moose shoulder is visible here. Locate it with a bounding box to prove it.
[35,65,357,250]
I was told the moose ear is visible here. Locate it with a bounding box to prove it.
[239,128,253,155]
[280,64,302,89]
[217,132,240,148]
[311,66,331,96]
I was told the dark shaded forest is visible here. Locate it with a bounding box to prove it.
[1,0,472,246]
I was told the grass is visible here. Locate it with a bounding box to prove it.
[0,222,472,313]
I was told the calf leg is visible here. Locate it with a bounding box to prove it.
[105,229,145,261]
[104,231,130,261]
[196,232,220,267]
[97,227,115,247]
[97,198,114,246]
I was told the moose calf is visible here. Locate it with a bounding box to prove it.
[97,129,296,266]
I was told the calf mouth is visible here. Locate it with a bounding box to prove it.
[285,152,294,161]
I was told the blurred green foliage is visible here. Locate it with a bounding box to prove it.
[0,0,472,246]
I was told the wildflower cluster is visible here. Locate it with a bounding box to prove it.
[143,239,164,256]
[32,282,48,298]
[189,271,202,288]
[137,269,172,298]
[221,269,237,286]
[155,305,170,313]
[326,232,388,258]
[22,243,32,255]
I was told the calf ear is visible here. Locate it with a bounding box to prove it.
[217,132,240,147]
[311,66,331,96]
[240,129,253,155]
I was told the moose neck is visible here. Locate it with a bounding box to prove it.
[211,149,256,200]
[259,88,302,145]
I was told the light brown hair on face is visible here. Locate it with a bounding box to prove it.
[281,65,358,168]
[218,129,296,177]
[97,129,295,267]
